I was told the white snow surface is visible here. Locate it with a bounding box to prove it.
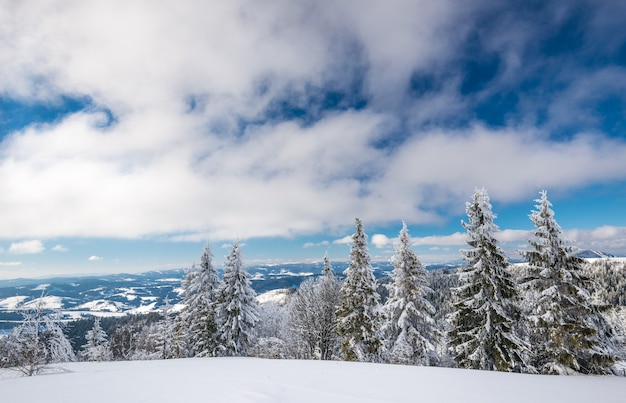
[128,301,157,314]
[1,358,624,403]
[0,296,28,309]
[21,296,63,310]
[31,283,50,291]
[256,288,291,305]
[73,299,127,312]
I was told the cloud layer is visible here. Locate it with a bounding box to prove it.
[8,240,45,254]
[0,1,625,243]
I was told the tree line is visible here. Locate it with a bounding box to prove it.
[1,189,624,375]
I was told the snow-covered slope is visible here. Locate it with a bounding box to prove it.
[575,249,616,259]
[1,358,624,403]
[0,296,28,310]
[256,288,292,305]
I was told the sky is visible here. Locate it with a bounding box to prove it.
[1,0,626,279]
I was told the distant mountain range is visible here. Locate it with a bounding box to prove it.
[0,253,618,332]
[0,262,390,331]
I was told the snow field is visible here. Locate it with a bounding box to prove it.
[1,358,625,403]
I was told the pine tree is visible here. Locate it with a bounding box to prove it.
[157,298,180,359]
[178,262,199,357]
[336,218,383,362]
[186,242,221,357]
[81,317,112,362]
[448,188,526,371]
[215,241,260,356]
[383,222,438,365]
[322,252,334,277]
[520,190,618,374]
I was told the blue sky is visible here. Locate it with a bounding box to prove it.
[1,0,626,279]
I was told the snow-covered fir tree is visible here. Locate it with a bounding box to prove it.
[178,263,199,357]
[215,241,260,356]
[519,190,619,374]
[182,242,221,357]
[448,188,526,372]
[322,252,333,277]
[336,218,383,362]
[127,302,182,361]
[287,255,342,360]
[131,321,165,360]
[81,317,112,362]
[383,222,439,366]
[157,298,180,359]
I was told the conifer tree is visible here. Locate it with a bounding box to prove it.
[322,252,334,277]
[187,242,221,357]
[215,241,260,356]
[178,262,199,357]
[520,190,618,374]
[448,188,526,371]
[156,298,179,359]
[81,317,112,361]
[336,218,383,362]
[383,222,438,365]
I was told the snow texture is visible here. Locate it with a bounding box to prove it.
[1,358,624,403]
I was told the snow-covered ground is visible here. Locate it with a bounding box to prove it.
[1,358,625,403]
[0,296,28,309]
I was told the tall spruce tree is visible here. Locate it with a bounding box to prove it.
[188,242,221,357]
[336,218,383,362]
[383,222,438,365]
[448,188,526,371]
[215,241,260,356]
[520,190,618,374]
[178,264,199,357]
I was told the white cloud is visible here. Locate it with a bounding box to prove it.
[366,126,626,225]
[409,226,626,257]
[564,226,626,253]
[412,232,468,246]
[333,236,353,245]
[52,244,69,252]
[220,242,246,249]
[0,1,624,250]
[88,255,103,261]
[371,234,391,249]
[303,241,329,248]
[497,230,532,243]
[0,261,22,266]
[590,225,621,240]
[8,240,45,254]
